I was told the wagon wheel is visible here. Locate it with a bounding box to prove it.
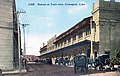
[74,64,77,73]
[98,65,103,71]
[85,66,88,72]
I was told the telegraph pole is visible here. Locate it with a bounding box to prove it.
[16,10,26,75]
[22,24,29,58]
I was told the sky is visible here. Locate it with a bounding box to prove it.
[15,0,120,56]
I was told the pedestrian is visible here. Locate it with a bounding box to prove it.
[59,57,64,65]
[49,58,52,65]
[22,58,27,69]
[55,58,58,65]
[46,58,52,65]
[65,58,69,65]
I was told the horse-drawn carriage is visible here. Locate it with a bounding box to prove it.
[94,54,109,70]
[74,54,88,73]
[74,52,120,72]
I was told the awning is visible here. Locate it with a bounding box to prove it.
[39,40,91,58]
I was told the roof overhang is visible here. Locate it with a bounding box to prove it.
[39,40,93,58]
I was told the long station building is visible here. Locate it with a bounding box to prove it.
[40,0,120,61]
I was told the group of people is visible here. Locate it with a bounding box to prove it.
[55,57,70,65]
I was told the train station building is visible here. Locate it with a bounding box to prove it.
[39,0,120,61]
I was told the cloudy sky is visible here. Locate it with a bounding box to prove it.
[16,0,120,56]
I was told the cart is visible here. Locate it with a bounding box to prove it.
[74,54,88,73]
[94,54,109,70]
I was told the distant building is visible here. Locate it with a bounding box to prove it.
[0,0,20,70]
[40,45,47,55]
[39,0,120,59]
[25,55,40,62]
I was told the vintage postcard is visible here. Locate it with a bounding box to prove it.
[0,0,120,76]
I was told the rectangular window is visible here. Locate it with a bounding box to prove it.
[68,38,71,44]
[73,35,76,41]
[94,25,96,32]
[86,25,91,36]
[64,40,66,46]
[78,32,82,38]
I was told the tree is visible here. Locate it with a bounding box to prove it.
[116,49,120,58]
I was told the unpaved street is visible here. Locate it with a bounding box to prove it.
[3,63,120,76]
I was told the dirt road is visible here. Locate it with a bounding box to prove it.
[3,63,120,76]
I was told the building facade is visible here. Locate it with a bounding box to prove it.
[40,0,120,60]
[0,0,19,70]
[40,17,98,59]
[92,0,120,58]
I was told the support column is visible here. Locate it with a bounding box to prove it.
[90,20,94,59]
